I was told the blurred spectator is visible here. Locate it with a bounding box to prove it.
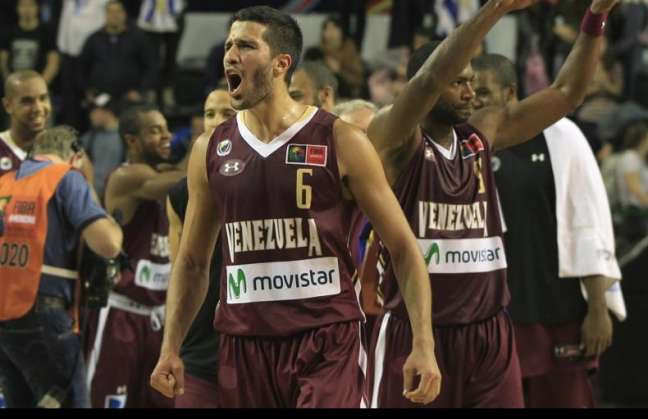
[615,121,648,210]
[57,0,110,129]
[574,39,624,160]
[332,99,377,133]
[412,26,437,52]
[304,16,365,98]
[337,0,367,51]
[608,0,648,103]
[79,0,158,107]
[0,0,60,86]
[137,0,186,111]
[80,93,125,200]
[433,0,480,37]
[289,61,338,112]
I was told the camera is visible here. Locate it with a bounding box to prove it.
[79,245,129,309]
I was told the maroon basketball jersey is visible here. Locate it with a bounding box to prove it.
[115,192,170,306]
[380,124,509,325]
[207,108,363,336]
[0,131,25,177]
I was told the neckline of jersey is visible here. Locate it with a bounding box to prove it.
[424,128,458,160]
[236,106,319,158]
[0,130,28,161]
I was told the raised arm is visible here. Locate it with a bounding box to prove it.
[335,120,440,404]
[368,0,534,159]
[150,133,222,398]
[473,0,619,150]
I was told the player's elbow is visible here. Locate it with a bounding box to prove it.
[552,83,587,114]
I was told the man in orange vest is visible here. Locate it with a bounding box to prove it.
[0,126,123,408]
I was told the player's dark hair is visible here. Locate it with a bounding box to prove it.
[119,104,159,140]
[406,40,443,81]
[230,6,303,83]
[472,53,518,88]
[298,60,338,96]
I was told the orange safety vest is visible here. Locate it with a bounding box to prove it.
[0,163,73,321]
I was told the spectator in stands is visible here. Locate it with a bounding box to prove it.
[304,16,365,98]
[608,0,648,102]
[0,0,59,86]
[80,93,124,200]
[136,0,186,111]
[289,61,338,112]
[615,121,648,210]
[79,0,158,107]
[57,0,109,129]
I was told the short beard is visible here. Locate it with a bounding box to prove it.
[431,100,469,126]
[142,148,167,167]
[232,63,273,110]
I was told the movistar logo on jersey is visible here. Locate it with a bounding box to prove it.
[134,260,170,291]
[424,242,440,265]
[225,257,341,304]
[228,269,247,300]
[418,237,507,274]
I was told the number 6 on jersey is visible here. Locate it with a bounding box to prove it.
[296,168,313,209]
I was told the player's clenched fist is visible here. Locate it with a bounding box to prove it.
[402,343,442,405]
[150,353,185,398]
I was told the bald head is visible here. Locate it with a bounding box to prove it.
[2,70,51,147]
[4,70,44,98]
[333,100,377,133]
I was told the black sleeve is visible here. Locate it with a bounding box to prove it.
[168,177,189,222]
[41,24,57,53]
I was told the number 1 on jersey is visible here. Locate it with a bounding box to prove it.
[296,168,313,209]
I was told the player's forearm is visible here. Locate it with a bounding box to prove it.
[582,275,608,315]
[392,244,434,346]
[415,0,506,92]
[161,260,210,355]
[137,170,186,201]
[42,52,60,84]
[552,6,609,110]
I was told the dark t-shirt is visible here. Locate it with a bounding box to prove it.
[169,178,221,380]
[0,24,56,73]
[494,133,587,325]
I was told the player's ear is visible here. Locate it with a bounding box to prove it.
[274,53,292,80]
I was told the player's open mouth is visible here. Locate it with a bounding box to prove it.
[227,72,243,96]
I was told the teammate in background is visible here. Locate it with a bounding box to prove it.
[289,60,338,112]
[1,70,50,177]
[473,53,623,408]
[86,105,184,408]
[365,0,618,408]
[151,5,440,408]
[167,88,234,408]
[333,99,377,134]
[0,126,122,408]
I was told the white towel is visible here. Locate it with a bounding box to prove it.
[544,118,626,321]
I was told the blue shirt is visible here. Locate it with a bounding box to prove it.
[16,160,107,304]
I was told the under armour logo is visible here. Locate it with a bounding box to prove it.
[219,159,245,176]
[531,153,545,162]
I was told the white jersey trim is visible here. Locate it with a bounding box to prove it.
[236,106,318,158]
[427,129,458,160]
[370,311,391,408]
[0,130,27,161]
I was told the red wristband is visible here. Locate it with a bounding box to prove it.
[581,8,608,36]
